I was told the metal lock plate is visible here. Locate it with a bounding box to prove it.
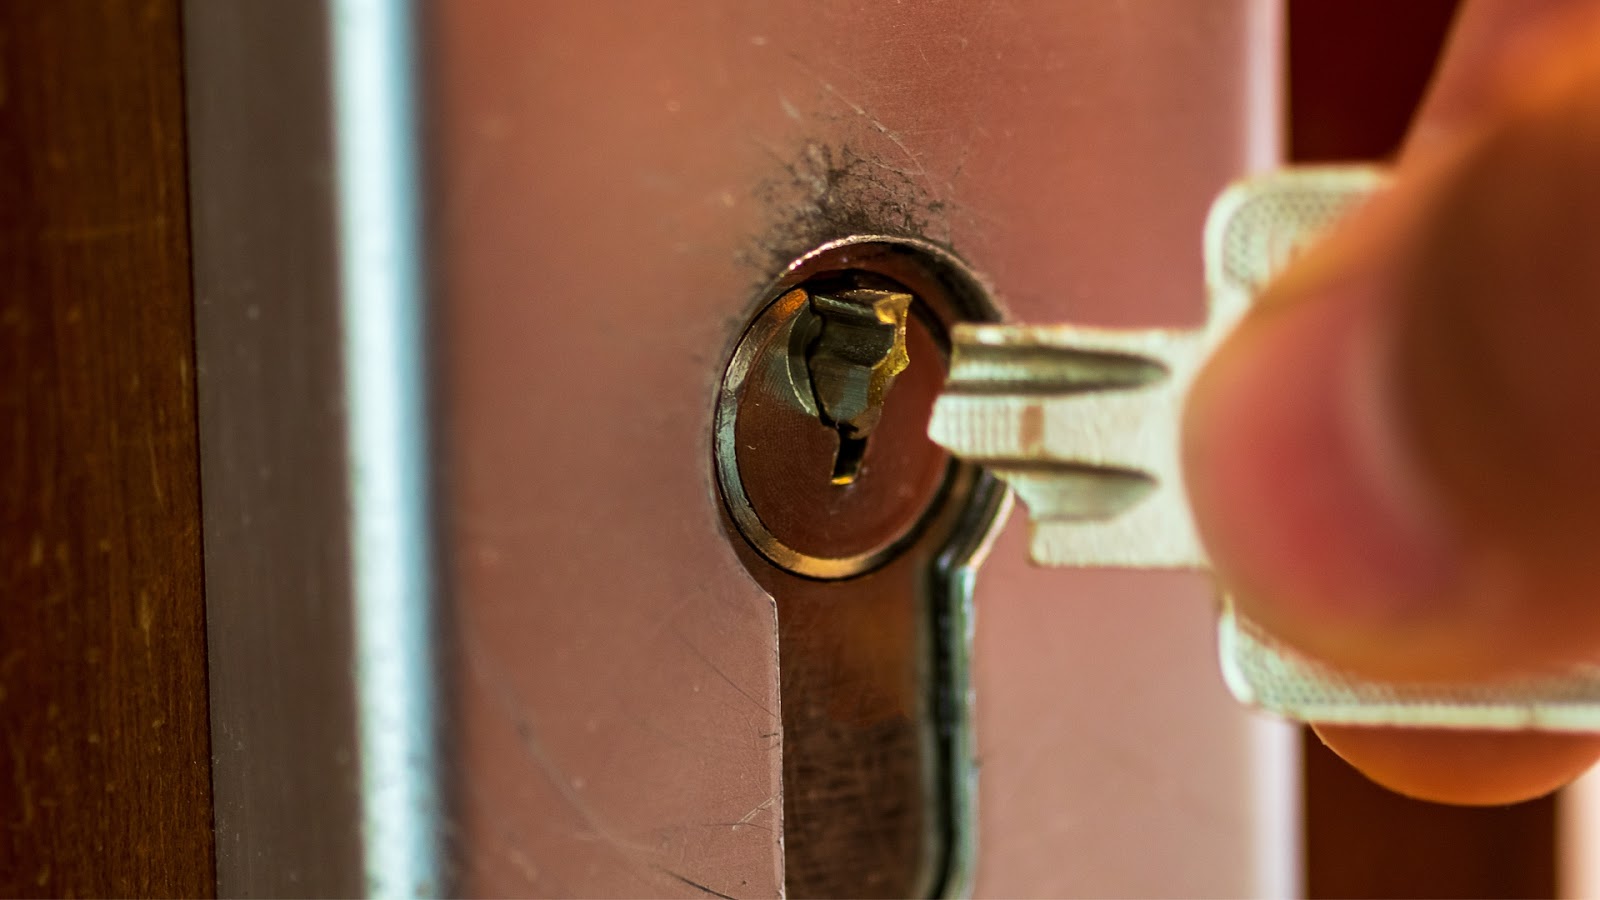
[186,2,1298,897]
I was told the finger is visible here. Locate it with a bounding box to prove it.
[1314,18,1600,804]
[1185,18,1600,685]
[1314,725,1600,806]
[1188,0,1600,807]
[1407,0,1600,158]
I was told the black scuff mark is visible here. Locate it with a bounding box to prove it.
[658,867,741,900]
[742,140,953,285]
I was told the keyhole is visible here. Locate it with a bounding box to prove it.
[830,431,868,485]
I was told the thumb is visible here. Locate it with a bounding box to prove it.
[1184,33,1600,686]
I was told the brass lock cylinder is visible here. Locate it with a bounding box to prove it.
[712,237,1000,580]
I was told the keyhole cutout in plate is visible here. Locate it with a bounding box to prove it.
[713,236,1007,898]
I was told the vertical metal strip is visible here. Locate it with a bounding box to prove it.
[327,1,441,894]
[187,0,442,890]
[1241,4,1303,897]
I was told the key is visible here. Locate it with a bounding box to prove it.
[930,165,1600,731]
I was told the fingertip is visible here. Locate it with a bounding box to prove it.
[1315,724,1600,806]
[1183,258,1464,680]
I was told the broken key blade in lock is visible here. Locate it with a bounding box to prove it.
[930,164,1600,732]
[805,287,913,485]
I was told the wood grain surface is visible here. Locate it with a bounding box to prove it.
[1291,2,1559,898]
[0,1,215,895]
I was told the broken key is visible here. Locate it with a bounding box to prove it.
[930,165,1600,731]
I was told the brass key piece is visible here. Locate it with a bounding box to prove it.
[930,165,1600,732]
[805,287,913,485]
[715,274,953,580]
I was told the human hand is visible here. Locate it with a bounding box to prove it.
[1184,0,1600,804]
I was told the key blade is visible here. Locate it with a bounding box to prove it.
[931,325,1212,568]
[930,165,1387,571]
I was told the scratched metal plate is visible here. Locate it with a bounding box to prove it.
[189,1,1290,896]
[429,1,1292,896]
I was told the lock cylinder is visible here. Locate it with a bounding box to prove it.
[714,272,952,579]
[712,236,1007,899]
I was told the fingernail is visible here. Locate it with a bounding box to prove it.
[1184,270,1460,632]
